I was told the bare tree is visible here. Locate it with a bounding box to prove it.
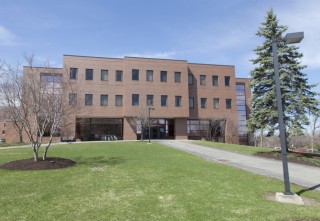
[305,110,320,152]
[0,61,26,143]
[225,118,238,144]
[0,56,78,161]
[204,117,226,142]
[128,106,156,141]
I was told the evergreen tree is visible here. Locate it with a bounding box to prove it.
[248,9,318,144]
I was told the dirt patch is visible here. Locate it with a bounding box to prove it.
[264,193,320,206]
[0,157,76,171]
[254,151,320,168]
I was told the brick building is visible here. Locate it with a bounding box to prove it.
[1,55,250,144]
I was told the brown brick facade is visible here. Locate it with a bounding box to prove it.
[1,55,250,144]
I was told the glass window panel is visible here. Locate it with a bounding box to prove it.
[201,98,207,108]
[188,74,193,85]
[200,75,206,85]
[147,95,154,106]
[225,76,230,86]
[161,95,167,106]
[213,98,219,109]
[160,71,167,82]
[101,70,108,81]
[115,95,123,106]
[146,70,153,82]
[189,97,194,108]
[85,94,93,106]
[132,94,139,106]
[100,95,108,106]
[174,72,181,82]
[116,70,123,81]
[175,96,182,107]
[226,99,232,109]
[212,75,219,86]
[132,69,139,81]
[70,68,78,79]
[86,69,93,80]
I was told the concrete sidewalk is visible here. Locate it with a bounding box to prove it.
[158,140,320,191]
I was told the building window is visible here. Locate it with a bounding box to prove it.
[236,83,248,144]
[225,76,230,86]
[85,94,93,106]
[160,71,167,82]
[100,95,108,106]
[189,97,194,108]
[201,98,207,108]
[146,70,153,82]
[132,94,139,106]
[212,75,219,86]
[101,70,108,81]
[200,75,206,85]
[86,69,93,80]
[174,72,181,82]
[69,93,77,105]
[115,95,123,106]
[40,73,62,94]
[132,69,139,81]
[188,74,193,85]
[161,95,168,107]
[147,95,154,106]
[226,99,232,109]
[175,96,182,107]
[213,98,219,109]
[70,68,78,80]
[116,70,123,82]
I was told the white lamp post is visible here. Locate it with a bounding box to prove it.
[272,32,304,195]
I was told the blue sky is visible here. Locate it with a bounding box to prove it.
[1,0,320,91]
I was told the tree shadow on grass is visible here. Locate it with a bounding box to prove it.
[74,156,126,166]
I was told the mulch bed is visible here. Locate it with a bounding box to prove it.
[255,151,320,168]
[0,157,76,171]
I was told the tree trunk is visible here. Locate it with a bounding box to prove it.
[43,135,54,160]
[19,131,23,143]
[140,127,144,141]
[260,128,263,147]
[32,143,39,161]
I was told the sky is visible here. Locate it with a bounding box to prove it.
[1,0,320,91]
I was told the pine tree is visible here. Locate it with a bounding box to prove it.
[248,9,319,144]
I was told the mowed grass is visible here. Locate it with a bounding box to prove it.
[194,140,274,154]
[0,142,320,221]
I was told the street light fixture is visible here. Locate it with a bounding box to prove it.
[148,107,155,143]
[272,31,304,195]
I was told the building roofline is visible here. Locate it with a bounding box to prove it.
[187,62,234,67]
[64,54,124,60]
[23,66,63,70]
[124,56,187,62]
[236,77,250,80]
[63,54,236,67]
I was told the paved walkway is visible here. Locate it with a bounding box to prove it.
[158,140,320,191]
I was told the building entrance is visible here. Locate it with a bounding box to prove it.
[138,118,175,140]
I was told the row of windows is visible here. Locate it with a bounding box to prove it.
[70,68,123,81]
[188,74,230,86]
[70,68,181,83]
[69,94,182,107]
[69,93,232,109]
[70,68,231,86]
[189,97,232,109]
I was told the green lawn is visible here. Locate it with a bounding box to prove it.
[194,140,274,154]
[0,142,320,221]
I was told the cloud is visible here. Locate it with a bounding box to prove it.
[0,25,17,46]
[125,51,177,59]
[275,1,320,68]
